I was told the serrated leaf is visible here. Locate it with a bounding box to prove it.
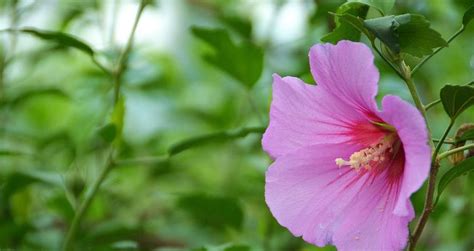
[168,127,264,156]
[322,2,369,43]
[463,5,474,27]
[191,27,263,89]
[348,0,395,14]
[177,193,244,231]
[11,27,94,56]
[364,14,448,57]
[436,157,474,203]
[440,85,474,119]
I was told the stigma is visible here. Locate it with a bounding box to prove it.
[335,136,394,171]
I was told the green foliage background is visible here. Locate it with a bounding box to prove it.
[0,0,473,250]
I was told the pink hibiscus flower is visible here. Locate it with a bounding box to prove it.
[262,40,431,250]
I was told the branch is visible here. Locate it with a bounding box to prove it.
[437,143,474,161]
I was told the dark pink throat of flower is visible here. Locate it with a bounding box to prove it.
[337,121,405,182]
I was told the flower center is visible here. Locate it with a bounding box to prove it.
[335,135,395,171]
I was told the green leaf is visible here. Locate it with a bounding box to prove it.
[0,150,29,157]
[440,85,474,119]
[436,157,474,203]
[97,124,117,144]
[168,127,264,156]
[177,193,244,231]
[1,170,62,200]
[348,0,395,14]
[363,14,448,57]
[10,27,95,56]
[191,27,263,89]
[462,5,474,27]
[321,2,369,43]
[2,88,69,107]
[224,245,251,251]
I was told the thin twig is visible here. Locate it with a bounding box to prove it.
[432,138,455,144]
[411,27,465,75]
[61,1,147,250]
[437,143,474,161]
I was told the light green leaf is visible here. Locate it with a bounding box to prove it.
[2,88,69,107]
[349,0,395,14]
[364,14,448,57]
[111,97,125,142]
[191,26,263,89]
[9,27,95,56]
[436,157,474,203]
[440,85,474,119]
[177,193,244,231]
[321,2,369,43]
[462,5,474,27]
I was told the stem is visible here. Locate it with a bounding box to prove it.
[424,99,441,111]
[409,120,455,250]
[370,41,404,79]
[424,81,473,111]
[437,143,474,161]
[62,154,114,251]
[399,63,433,148]
[112,0,146,104]
[91,56,112,76]
[62,1,147,250]
[432,138,455,145]
[411,27,465,75]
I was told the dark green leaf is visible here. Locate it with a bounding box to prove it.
[0,150,28,157]
[11,27,95,56]
[168,127,264,156]
[440,85,474,119]
[177,193,244,231]
[218,15,252,39]
[98,124,117,143]
[462,5,474,27]
[1,170,61,200]
[437,157,474,203]
[348,0,395,14]
[224,245,251,251]
[364,14,448,57]
[191,27,263,89]
[321,2,369,43]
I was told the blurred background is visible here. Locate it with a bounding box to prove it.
[0,0,473,250]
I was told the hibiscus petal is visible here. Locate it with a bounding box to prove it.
[262,74,368,158]
[309,40,379,114]
[265,143,412,250]
[265,143,362,246]
[378,95,431,216]
[332,175,413,251]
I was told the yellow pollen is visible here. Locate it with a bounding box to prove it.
[335,136,394,171]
